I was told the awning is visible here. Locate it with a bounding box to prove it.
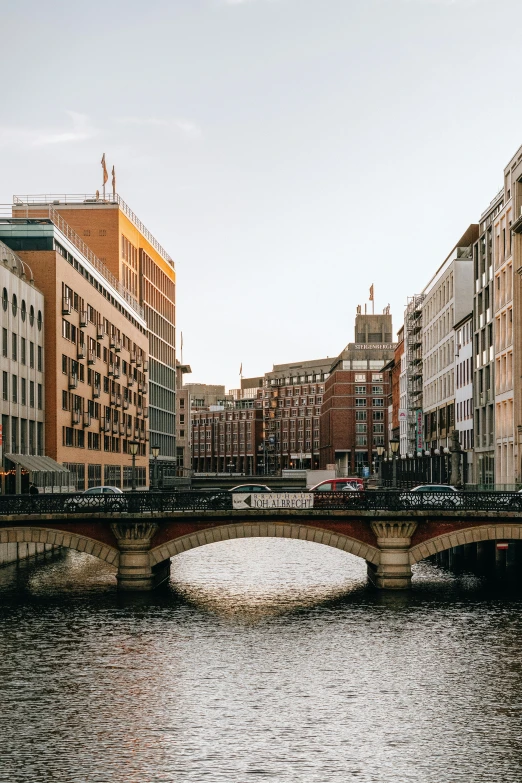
[4,454,71,475]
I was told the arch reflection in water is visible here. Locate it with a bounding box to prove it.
[169,538,369,619]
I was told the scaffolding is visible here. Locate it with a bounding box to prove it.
[405,294,425,454]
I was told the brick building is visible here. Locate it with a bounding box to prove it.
[191,403,263,474]
[319,310,395,475]
[13,194,176,475]
[0,212,149,490]
[259,358,331,473]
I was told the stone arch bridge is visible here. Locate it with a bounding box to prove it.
[0,491,521,590]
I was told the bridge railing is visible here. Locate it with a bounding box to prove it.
[0,490,521,516]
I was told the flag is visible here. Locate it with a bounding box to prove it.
[239,362,243,376]
[369,284,374,301]
[111,165,116,194]
[101,153,108,185]
[180,331,183,351]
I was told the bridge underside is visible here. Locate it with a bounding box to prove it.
[1,515,522,591]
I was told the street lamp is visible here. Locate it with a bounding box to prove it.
[151,444,160,490]
[227,461,234,475]
[129,439,139,491]
[376,445,385,488]
[390,437,400,489]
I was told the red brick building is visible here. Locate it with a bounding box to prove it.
[192,404,264,474]
[319,311,395,475]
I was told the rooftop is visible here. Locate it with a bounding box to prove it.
[13,193,174,269]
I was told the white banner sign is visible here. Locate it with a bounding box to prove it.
[398,408,408,421]
[232,492,314,510]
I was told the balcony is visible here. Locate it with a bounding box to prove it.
[77,343,86,360]
[114,340,122,353]
[143,406,148,419]
[72,409,81,425]
[119,422,126,436]
[87,350,96,365]
[130,352,136,364]
[108,363,114,377]
[126,424,132,437]
[83,411,91,428]
[110,392,117,406]
[139,382,147,394]
[62,297,71,315]
[112,421,119,434]
[128,376,135,387]
[68,374,78,390]
[101,420,110,433]
[136,355,142,368]
[113,365,121,379]
[137,405,143,417]
[80,310,88,327]
[93,384,101,399]
[96,323,105,340]
[123,397,129,410]
[109,334,116,349]
[143,360,149,373]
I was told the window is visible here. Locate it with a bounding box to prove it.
[37,310,42,331]
[356,423,367,433]
[355,398,367,407]
[2,328,7,358]
[372,386,383,395]
[21,338,26,365]
[12,294,17,316]
[30,342,34,368]
[355,386,366,394]
[2,289,7,311]
[373,423,384,433]
[356,435,367,446]
[21,378,26,406]
[355,410,367,421]
[37,383,42,410]
[37,346,42,372]
[11,333,17,361]
[373,411,384,420]
[2,372,7,401]
[29,305,34,326]
[373,398,384,407]
[21,300,26,322]
[12,375,17,403]
[30,381,34,408]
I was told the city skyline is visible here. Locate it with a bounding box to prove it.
[4,0,522,388]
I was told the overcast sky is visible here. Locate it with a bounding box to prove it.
[3,0,522,390]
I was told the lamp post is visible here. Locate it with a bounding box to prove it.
[151,444,160,490]
[390,437,400,489]
[227,461,234,476]
[376,445,385,488]
[129,439,139,491]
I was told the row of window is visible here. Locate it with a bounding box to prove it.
[355,399,385,407]
[1,289,42,329]
[2,372,42,408]
[62,428,147,454]
[2,330,42,369]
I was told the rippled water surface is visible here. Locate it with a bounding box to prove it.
[1,540,522,783]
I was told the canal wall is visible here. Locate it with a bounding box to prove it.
[0,542,59,567]
[431,540,522,581]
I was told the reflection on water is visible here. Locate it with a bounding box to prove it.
[1,539,522,783]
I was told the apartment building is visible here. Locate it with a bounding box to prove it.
[175,360,192,478]
[0,212,149,490]
[454,312,473,474]
[0,240,48,491]
[320,311,394,474]
[472,193,501,485]
[422,226,477,453]
[262,357,331,473]
[13,194,176,474]
[184,383,231,410]
[192,404,263,474]
[403,295,424,455]
[508,145,522,485]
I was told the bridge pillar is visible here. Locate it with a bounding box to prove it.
[111,522,158,591]
[369,521,418,590]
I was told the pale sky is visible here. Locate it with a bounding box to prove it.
[3,0,522,390]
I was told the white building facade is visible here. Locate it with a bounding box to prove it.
[454,312,473,479]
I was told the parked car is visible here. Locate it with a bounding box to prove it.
[404,484,462,508]
[309,478,363,492]
[229,484,272,493]
[65,486,127,512]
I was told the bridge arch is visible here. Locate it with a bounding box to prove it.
[409,523,522,565]
[0,527,120,566]
[149,522,380,566]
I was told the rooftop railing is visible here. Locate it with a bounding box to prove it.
[13,194,174,268]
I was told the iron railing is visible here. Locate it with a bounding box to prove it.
[0,490,521,517]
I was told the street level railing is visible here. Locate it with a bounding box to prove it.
[0,491,522,517]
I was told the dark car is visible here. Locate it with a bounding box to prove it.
[229,484,273,493]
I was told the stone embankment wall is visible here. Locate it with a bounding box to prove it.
[0,542,58,566]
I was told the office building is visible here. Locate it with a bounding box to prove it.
[13,193,176,475]
[319,310,395,474]
[0,209,149,489]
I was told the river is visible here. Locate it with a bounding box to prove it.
[1,539,521,782]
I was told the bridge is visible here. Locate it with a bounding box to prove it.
[1,491,521,591]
